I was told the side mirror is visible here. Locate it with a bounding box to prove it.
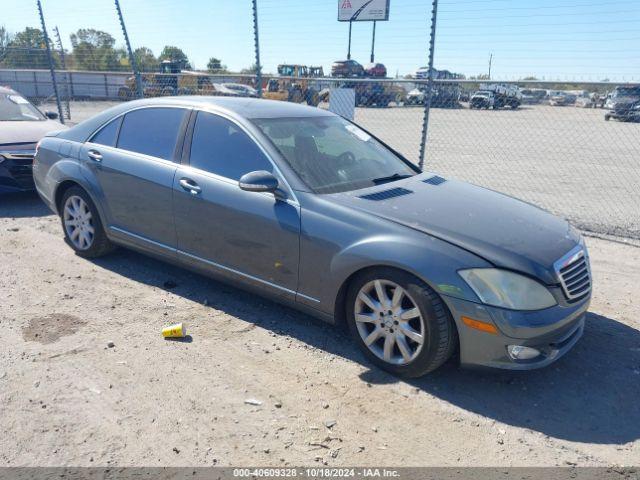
[45,111,59,120]
[239,170,279,193]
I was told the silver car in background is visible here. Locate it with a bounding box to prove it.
[0,86,65,193]
[33,97,591,377]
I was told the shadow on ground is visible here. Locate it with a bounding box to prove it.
[87,247,640,446]
[0,191,51,218]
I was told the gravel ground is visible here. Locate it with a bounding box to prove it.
[0,192,639,467]
[48,100,640,240]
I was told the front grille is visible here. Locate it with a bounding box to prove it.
[555,247,591,302]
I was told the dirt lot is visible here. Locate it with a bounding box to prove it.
[0,192,638,467]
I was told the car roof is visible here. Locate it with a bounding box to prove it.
[57,96,335,143]
[143,96,333,119]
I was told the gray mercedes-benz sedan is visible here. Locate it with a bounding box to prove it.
[33,97,591,377]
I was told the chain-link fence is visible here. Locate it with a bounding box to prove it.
[1,0,639,241]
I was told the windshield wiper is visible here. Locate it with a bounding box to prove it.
[372,173,413,185]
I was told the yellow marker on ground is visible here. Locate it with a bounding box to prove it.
[162,323,186,338]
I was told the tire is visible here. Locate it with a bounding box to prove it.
[118,87,132,100]
[288,89,303,104]
[161,86,175,97]
[306,89,320,107]
[346,268,458,378]
[60,186,114,258]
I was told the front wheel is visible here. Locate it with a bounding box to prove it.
[346,268,458,377]
[60,186,114,258]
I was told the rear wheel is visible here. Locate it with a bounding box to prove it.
[60,186,114,258]
[118,87,132,100]
[161,86,175,96]
[346,268,457,378]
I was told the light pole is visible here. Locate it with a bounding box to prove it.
[370,20,377,63]
[488,53,493,79]
[347,20,353,60]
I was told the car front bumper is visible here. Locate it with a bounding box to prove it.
[606,110,640,121]
[444,294,590,370]
[0,151,36,193]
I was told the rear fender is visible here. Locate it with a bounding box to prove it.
[46,157,110,232]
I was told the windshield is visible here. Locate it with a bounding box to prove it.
[613,87,640,98]
[253,116,417,194]
[0,93,45,122]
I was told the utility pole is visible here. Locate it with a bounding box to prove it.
[488,53,493,79]
[53,26,70,120]
[36,0,64,124]
[418,0,438,169]
[347,21,353,60]
[370,21,377,63]
[114,0,143,99]
[252,0,262,97]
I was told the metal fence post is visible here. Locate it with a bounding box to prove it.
[418,0,438,170]
[53,26,71,120]
[36,0,64,124]
[115,0,143,99]
[252,0,263,97]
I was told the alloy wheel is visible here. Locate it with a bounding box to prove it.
[63,195,95,250]
[354,279,425,365]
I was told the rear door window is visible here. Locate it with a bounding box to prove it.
[189,111,273,180]
[117,107,188,161]
[90,117,122,147]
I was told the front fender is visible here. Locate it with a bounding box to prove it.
[329,233,489,308]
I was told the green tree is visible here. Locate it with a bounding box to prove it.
[2,27,53,69]
[240,63,259,74]
[206,57,226,73]
[159,46,190,70]
[69,29,118,71]
[0,26,11,63]
[133,47,159,72]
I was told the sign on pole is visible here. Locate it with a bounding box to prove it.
[338,0,390,22]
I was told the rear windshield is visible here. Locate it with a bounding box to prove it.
[0,93,45,122]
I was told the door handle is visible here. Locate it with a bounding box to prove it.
[87,149,102,162]
[179,178,201,195]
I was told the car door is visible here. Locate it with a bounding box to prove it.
[173,110,300,299]
[82,106,189,254]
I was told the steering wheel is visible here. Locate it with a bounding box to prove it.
[337,151,356,165]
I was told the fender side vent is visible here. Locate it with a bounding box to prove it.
[359,187,413,201]
[423,175,447,186]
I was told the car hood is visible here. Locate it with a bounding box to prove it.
[328,175,580,285]
[0,120,66,146]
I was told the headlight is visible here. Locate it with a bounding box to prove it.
[459,269,557,310]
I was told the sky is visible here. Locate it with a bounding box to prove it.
[2,0,639,81]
